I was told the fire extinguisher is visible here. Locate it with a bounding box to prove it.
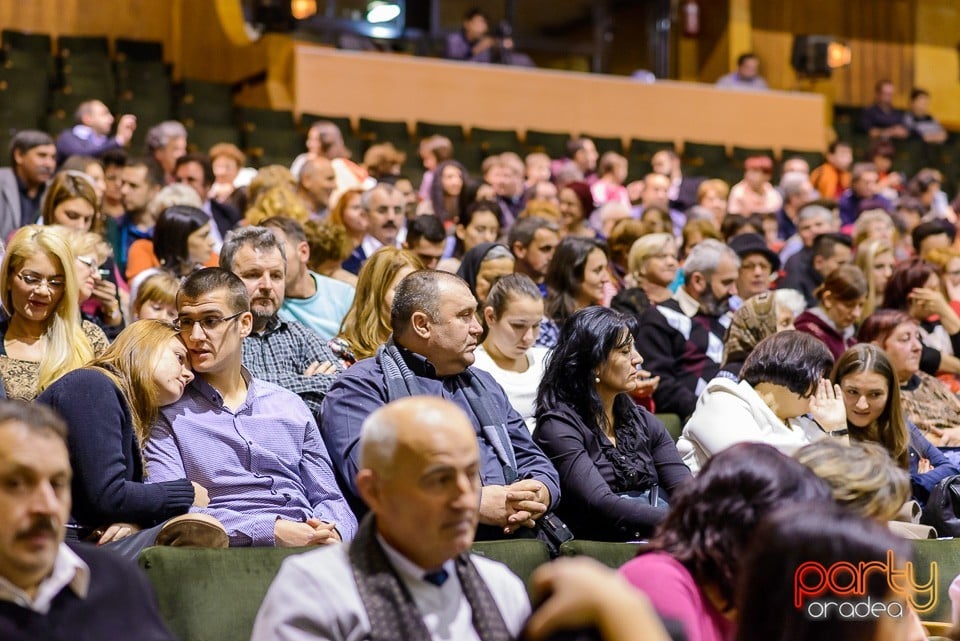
[682,0,700,38]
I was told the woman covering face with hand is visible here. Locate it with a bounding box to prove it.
[680,331,846,474]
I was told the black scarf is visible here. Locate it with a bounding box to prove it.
[349,514,512,641]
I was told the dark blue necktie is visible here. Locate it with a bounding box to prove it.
[423,569,449,587]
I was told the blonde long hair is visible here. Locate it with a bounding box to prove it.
[337,247,423,360]
[85,320,180,443]
[0,225,93,392]
[853,238,893,320]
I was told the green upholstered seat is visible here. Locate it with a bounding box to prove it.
[140,538,554,640]
[470,539,552,598]
[558,539,643,568]
[911,538,960,623]
[139,546,313,641]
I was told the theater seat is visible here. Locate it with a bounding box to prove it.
[140,538,553,640]
[558,539,643,568]
[524,129,571,159]
[470,127,520,155]
[415,120,465,144]
[911,538,960,624]
[139,546,309,641]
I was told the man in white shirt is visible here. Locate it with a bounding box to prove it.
[0,402,175,640]
[251,396,530,641]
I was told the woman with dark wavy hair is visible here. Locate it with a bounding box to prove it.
[620,443,831,641]
[534,306,689,541]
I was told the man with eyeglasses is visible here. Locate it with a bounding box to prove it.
[144,268,356,547]
[220,226,343,418]
[342,184,406,275]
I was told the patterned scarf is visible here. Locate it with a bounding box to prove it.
[349,514,512,641]
[722,291,777,368]
[377,338,518,483]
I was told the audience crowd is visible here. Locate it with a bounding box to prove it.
[1,44,958,641]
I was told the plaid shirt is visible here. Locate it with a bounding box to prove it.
[242,315,343,417]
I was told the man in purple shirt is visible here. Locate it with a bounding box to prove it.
[144,268,356,546]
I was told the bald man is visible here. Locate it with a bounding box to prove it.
[297,157,337,219]
[252,396,530,641]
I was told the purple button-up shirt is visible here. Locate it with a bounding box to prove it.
[144,370,357,546]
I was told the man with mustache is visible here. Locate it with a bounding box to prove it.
[321,270,560,541]
[636,239,740,421]
[0,402,175,639]
[220,226,343,419]
[342,183,405,275]
[252,396,530,641]
[0,130,56,240]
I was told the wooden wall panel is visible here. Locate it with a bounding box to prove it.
[0,0,173,58]
[749,0,915,106]
[178,0,267,83]
[295,46,827,153]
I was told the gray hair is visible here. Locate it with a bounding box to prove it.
[685,205,715,223]
[145,120,188,152]
[219,226,286,272]
[682,238,739,280]
[797,204,834,225]
[9,130,53,164]
[774,288,806,317]
[482,245,514,262]
[361,183,398,211]
[780,171,809,198]
[146,183,202,222]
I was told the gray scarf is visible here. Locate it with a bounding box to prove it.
[377,338,517,483]
[349,514,512,641]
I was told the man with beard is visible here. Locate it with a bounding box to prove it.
[146,268,355,547]
[636,239,740,420]
[0,131,56,239]
[220,227,343,419]
[342,184,405,275]
[0,402,176,639]
[508,216,559,295]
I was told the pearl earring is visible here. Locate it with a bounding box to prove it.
[595,376,600,384]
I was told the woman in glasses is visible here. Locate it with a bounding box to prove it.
[0,225,108,400]
[55,227,126,341]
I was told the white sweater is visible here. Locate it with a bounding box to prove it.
[677,377,824,474]
[471,346,548,434]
